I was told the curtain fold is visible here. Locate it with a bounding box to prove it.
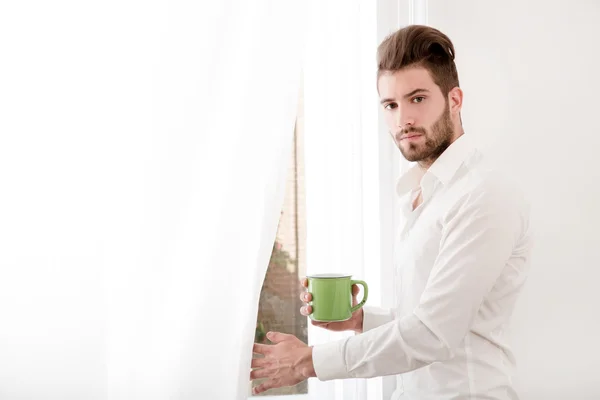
[304,0,379,399]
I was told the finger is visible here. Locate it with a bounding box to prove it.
[253,379,277,395]
[300,305,312,316]
[250,367,273,380]
[351,284,360,305]
[300,277,308,287]
[299,291,312,302]
[250,357,270,369]
[266,331,293,343]
[253,343,272,356]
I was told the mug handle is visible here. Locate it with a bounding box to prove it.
[350,280,368,313]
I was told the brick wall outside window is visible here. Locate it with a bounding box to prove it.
[251,86,307,397]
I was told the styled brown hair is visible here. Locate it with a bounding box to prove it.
[377,25,459,96]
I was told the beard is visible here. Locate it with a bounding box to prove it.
[397,102,454,165]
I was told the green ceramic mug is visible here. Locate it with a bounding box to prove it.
[306,273,368,322]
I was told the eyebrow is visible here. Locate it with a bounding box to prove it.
[403,88,430,99]
[379,88,430,104]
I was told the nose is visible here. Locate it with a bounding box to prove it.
[395,107,415,132]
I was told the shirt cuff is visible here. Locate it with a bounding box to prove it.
[312,338,350,381]
[362,306,394,332]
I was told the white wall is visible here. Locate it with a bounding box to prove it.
[428,1,600,398]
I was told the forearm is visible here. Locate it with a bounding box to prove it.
[313,310,449,380]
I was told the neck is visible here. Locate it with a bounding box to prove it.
[417,160,434,170]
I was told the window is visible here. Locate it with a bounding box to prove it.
[250,88,307,397]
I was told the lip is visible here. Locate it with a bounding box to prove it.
[400,134,423,141]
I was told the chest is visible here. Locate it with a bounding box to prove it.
[393,187,462,311]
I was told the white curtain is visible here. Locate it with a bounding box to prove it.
[304,1,384,399]
[0,1,304,399]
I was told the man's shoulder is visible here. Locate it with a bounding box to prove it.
[453,150,530,216]
[466,149,525,194]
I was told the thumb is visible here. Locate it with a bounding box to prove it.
[266,331,292,343]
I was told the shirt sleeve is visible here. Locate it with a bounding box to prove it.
[362,306,395,332]
[312,180,529,380]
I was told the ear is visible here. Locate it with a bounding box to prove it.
[448,87,463,116]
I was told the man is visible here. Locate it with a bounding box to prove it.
[250,24,533,399]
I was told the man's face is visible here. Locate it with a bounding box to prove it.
[378,67,458,166]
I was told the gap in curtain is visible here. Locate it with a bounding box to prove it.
[249,85,309,398]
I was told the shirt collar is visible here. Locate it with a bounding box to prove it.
[396,134,476,197]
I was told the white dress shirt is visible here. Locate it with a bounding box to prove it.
[312,134,533,399]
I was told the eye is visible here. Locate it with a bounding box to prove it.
[412,96,425,103]
[384,102,397,110]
